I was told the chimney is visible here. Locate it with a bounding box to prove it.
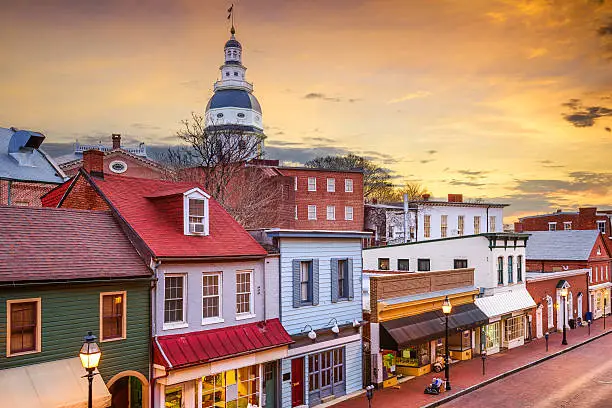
[422,193,430,201]
[448,194,463,203]
[83,149,104,179]
[514,222,524,233]
[579,207,597,218]
[112,133,121,150]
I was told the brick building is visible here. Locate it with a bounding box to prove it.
[516,207,612,254]
[526,269,590,338]
[526,230,611,320]
[56,134,166,180]
[0,127,66,206]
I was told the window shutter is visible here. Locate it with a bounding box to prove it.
[313,259,320,306]
[347,258,354,300]
[331,258,339,303]
[292,259,301,308]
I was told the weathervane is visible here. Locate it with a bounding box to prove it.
[227,4,235,35]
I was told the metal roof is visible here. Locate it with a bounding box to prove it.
[0,127,66,183]
[474,287,536,318]
[206,89,262,113]
[525,230,600,260]
[381,285,478,305]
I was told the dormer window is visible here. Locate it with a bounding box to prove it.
[183,188,210,236]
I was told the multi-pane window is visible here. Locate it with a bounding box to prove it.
[300,261,313,303]
[308,348,345,394]
[489,216,497,233]
[378,258,390,270]
[598,221,606,234]
[417,259,430,272]
[497,257,504,284]
[327,178,335,192]
[485,322,499,349]
[327,206,336,220]
[398,259,410,271]
[424,215,431,238]
[164,276,185,324]
[338,259,349,299]
[236,271,252,315]
[189,198,206,234]
[474,216,481,234]
[507,256,514,283]
[308,205,317,220]
[201,365,260,408]
[504,316,524,342]
[458,215,465,236]
[440,215,448,238]
[517,255,523,282]
[548,222,557,231]
[564,222,572,230]
[308,177,317,191]
[345,206,354,221]
[345,179,353,192]
[8,300,39,355]
[453,259,468,269]
[101,293,125,340]
[202,273,221,320]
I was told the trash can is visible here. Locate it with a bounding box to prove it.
[569,318,575,329]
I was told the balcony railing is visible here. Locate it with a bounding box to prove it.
[74,143,147,157]
[214,79,253,92]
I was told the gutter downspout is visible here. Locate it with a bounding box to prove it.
[150,258,161,408]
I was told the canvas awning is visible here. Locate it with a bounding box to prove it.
[474,287,536,319]
[0,357,111,408]
[380,303,488,349]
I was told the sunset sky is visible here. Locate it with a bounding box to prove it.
[1,0,611,221]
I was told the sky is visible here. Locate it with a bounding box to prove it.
[1,0,611,222]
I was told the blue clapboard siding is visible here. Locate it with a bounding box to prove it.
[279,238,363,335]
[281,358,293,408]
[0,280,150,382]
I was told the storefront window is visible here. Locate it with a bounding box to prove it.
[202,365,260,408]
[485,322,499,349]
[504,316,524,342]
[165,385,183,408]
[397,343,430,367]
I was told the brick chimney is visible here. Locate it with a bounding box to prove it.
[514,222,524,233]
[83,149,104,179]
[579,207,597,218]
[112,133,121,150]
[448,194,463,203]
[422,193,431,201]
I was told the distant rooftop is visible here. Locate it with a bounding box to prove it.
[54,133,147,165]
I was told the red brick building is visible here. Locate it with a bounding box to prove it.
[516,207,612,254]
[526,269,590,338]
[526,230,611,321]
[56,134,166,180]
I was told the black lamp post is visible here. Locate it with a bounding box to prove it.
[79,331,101,408]
[604,297,607,330]
[442,296,452,390]
[561,288,568,345]
[365,385,375,408]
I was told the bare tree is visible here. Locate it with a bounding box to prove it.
[369,181,429,203]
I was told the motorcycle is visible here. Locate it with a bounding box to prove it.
[432,356,445,373]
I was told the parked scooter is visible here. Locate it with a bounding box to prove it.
[432,356,445,373]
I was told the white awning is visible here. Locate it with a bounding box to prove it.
[475,287,536,319]
[0,357,111,408]
[590,282,612,291]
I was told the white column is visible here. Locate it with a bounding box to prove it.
[157,383,165,408]
[370,322,383,385]
[197,378,203,408]
[259,364,264,408]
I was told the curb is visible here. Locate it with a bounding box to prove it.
[421,329,612,408]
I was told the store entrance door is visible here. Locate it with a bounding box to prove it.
[291,358,304,407]
[263,362,277,408]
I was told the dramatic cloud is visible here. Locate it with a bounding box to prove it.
[457,170,488,177]
[448,179,486,187]
[561,99,612,127]
[514,171,612,196]
[303,93,358,103]
[387,91,431,104]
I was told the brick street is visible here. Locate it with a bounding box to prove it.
[332,318,612,408]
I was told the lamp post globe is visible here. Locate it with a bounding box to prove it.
[79,331,101,408]
[442,296,452,390]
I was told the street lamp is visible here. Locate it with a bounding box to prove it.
[604,297,607,330]
[560,288,568,345]
[79,331,101,408]
[442,296,452,391]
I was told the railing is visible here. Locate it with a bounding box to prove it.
[214,79,253,92]
[74,143,147,157]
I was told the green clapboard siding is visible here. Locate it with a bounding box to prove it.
[0,280,150,383]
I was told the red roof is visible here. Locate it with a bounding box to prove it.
[153,318,293,370]
[0,206,150,282]
[87,173,267,259]
[40,177,73,207]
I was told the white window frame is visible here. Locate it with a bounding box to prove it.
[441,215,448,238]
[424,215,431,238]
[236,270,255,320]
[597,221,606,234]
[202,272,223,325]
[548,222,557,231]
[6,298,42,357]
[327,205,336,220]
[474,216,481,235]
[183,188,210,236]
[308,177,317,192]
[308,205,317,220]
[345,206,354,221]
[294,176,298,191]
[99,291,127,342]
[327,178,335,192]
[163,274,188,330]
[564,222,572,230]
[458,215,465,236]
[345,179,353,193]
[295,205,298,220]
[489,216,496,233]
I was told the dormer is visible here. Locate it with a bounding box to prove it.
[183,188,211,236]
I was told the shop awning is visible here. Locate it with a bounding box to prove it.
[474,287,536,319]
[0,357,111,408]
[154,318,293,370]
[589,282,612,291]
[380,303,488,349]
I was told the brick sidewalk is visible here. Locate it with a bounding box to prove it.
[333,318,612,408]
